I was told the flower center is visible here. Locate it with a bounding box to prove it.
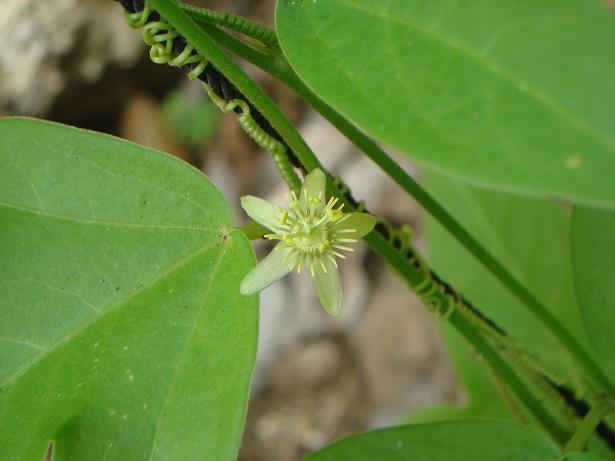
[263,191,357,275]
[291,222,333,255]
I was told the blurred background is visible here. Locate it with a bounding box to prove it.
[0,1,461,459]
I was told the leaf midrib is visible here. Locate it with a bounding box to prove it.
[0,241,222,390]
[0,201,219,232]
[324,0,615,151]
[147,242,227,460]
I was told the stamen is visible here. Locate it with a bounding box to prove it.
[319,257,328,273]
[335,213,350,224]
[337,238,358,243]
[313,214,328,227]
[289,252,301,271]
[296,254,306,273]
[333,245,354,252]
[309,198,316,216]
[273,224,292,233]
[326,254,338,267]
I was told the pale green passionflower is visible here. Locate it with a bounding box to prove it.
[240,169,376,316]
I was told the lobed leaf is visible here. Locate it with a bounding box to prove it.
[0,118,257,460]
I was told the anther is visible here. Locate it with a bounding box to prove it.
[334,245,354,252]
[319,258,328,273]
[279,210,288,225]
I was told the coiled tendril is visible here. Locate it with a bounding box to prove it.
[178,2,279,51]
[123,0,301,193]
[331,179,567,388]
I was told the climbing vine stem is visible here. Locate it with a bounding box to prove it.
[185,5,615,398]
[565,397,612,453]
[130,0,612,447]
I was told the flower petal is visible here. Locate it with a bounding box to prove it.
[240,195,284,230]
[334,212,377,239]
[309,257,342,316]
[240,244,293,295]
[300,168,326,210]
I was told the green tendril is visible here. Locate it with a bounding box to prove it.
[202,85,302,193]
[178,2,279,50]
[369,212,570,398]
[124,0,300,193]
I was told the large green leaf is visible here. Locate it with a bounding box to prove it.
[302,420,560,460]
[423,172,596,417]
[276,0,615,207]
[571,207,615,372]
[0,118,257,460]
[562,453,608,461]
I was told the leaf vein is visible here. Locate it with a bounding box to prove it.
[0,241,222,389]
[0,201,220,232]
[147,245,227,460]
[336,0,615,150]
